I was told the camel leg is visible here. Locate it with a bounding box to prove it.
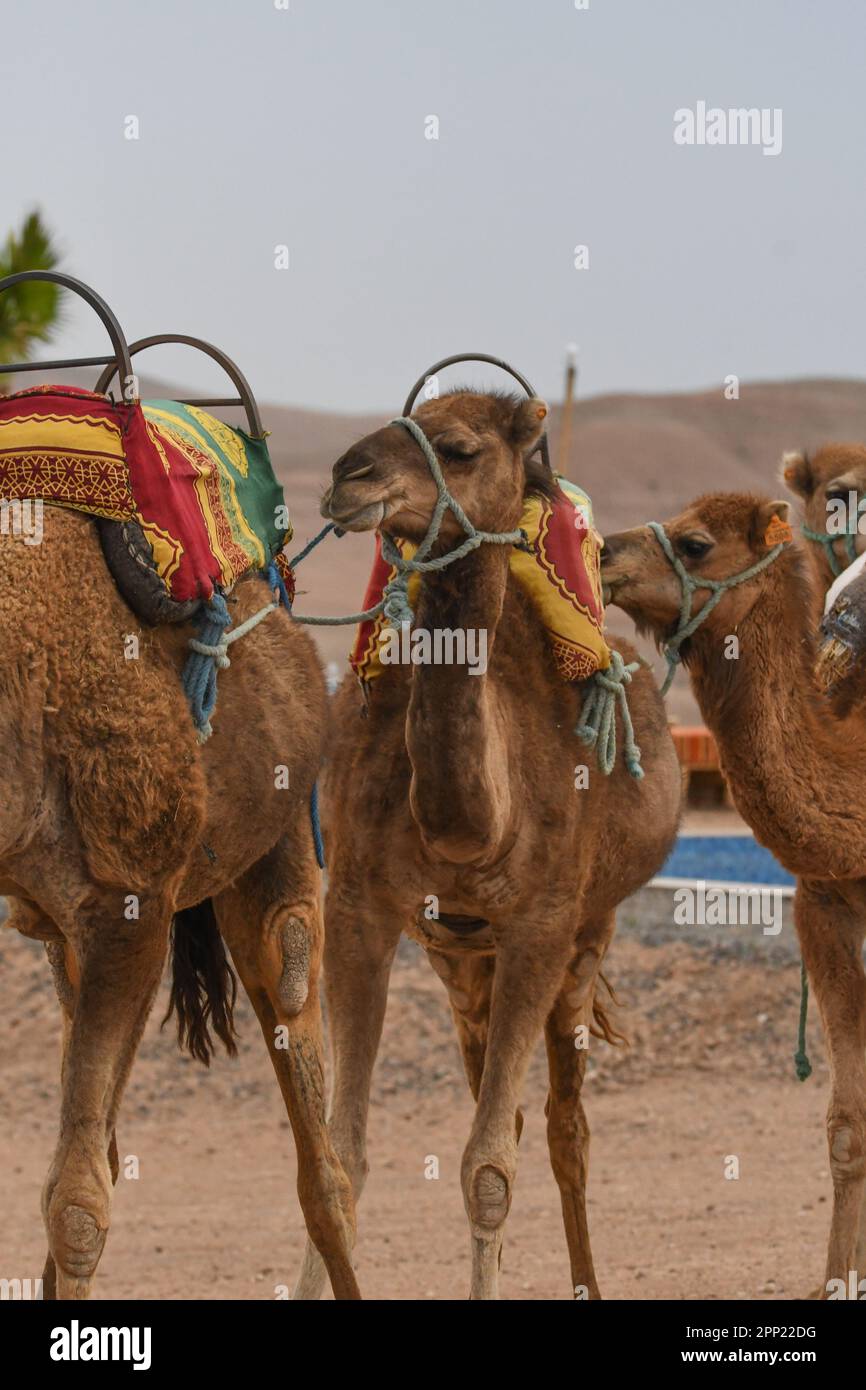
[796,880,866,1292]
[427,947,530,1287]
[215,840,364,1301]
[461,920,577,1300]
[40,938,118,1299]
[42,896,171,1300]
[292,892,402,1300]
[543,913,616,1301]
[427,947,525,1143]
[426,948,494,1099]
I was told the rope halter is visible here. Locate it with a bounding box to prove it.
[289,414,647,780]
[375,416,529,625]
[801,522,859,578]
[291,414,529,629]
[647,520,790,695]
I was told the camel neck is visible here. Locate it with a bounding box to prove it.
[688,550,866,879]
[404,543,513,865]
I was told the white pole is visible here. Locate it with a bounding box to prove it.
[558,343,579,478]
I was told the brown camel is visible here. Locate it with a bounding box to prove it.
[291,389,681,1300]
[783,442,866,704]
[600,493,866,1296]
[1,507,359,1299]
[782,442,866,592]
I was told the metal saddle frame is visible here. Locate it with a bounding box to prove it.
[0,270,266,624]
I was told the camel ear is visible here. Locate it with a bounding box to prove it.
[752,499,793,550]
[781,450,814,499]
[511,397,549,451]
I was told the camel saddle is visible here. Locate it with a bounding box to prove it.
[351,477,611,684]
[0,384,294,623]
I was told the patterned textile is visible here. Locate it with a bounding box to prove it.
[350,477,611,683]
[0,385,290,602]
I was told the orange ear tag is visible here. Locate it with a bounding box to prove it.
[764,514,793,546]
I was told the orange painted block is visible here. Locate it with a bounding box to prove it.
[670,725,720,772]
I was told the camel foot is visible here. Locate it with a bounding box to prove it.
[49,1204,106,1299]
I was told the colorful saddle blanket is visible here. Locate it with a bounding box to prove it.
[350,477,611,683]
[0,384,291,602]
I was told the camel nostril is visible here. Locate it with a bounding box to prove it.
[333,448,378,485]
[600,542,613,564]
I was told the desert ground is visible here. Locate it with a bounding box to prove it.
[1,378,859,1300]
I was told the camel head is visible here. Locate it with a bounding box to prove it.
[321,391,552,544]
[601,493,793,649]
[782,443,866,573]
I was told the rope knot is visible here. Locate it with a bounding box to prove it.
[381,571,415,628]
[189,637,231,669]
[181,590,279,741]
[575,650,644,779]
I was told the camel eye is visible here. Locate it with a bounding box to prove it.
[434,430,481,461]
[826,486,854,505]
[678,536,713,560]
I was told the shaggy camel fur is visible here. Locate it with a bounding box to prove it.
[1,508,358,1299]
[601,493,866,1296]
[783,444,866,697]
[292,390,681,1300]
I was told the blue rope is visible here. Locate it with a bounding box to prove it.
[288,522,343,571]
[182,593,232,741]
[310,781,325,869]
[264,559,293,613]
[183,577,328,866]
[183,590,280,740]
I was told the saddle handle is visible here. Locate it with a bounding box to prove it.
[0,270,134,387]
[401,352,552,474]
[95,334,264,438]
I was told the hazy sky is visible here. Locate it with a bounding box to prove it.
[4,0,865,411]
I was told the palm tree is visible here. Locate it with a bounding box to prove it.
[0,210,64,369]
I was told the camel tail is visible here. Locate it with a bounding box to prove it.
[163,898,238,1066]
[590,969,628,1048]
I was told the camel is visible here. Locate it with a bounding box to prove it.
[291,389,682,1300]
[783,442,866,591]
[1,507,359,1299]
[600,493,866,1295]
[783,441,866,714]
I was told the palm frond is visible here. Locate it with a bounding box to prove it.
[0,210,64,367]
